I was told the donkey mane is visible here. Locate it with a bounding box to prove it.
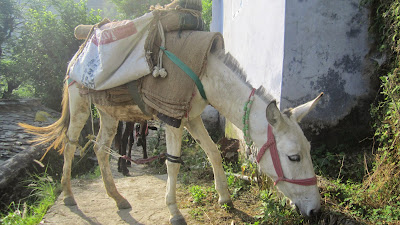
[214,50,274,104]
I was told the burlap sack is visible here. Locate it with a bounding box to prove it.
[156,9,204,32]
[140,31,224,119]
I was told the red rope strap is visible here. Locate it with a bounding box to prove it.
[256,125,317,186]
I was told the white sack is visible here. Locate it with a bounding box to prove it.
[68,12,154,90]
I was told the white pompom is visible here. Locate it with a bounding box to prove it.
[152,66,160,77]
[159,68,168,78]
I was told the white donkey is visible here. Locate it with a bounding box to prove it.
[21,50,323,224]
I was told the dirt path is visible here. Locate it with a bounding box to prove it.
[42,156,195,225]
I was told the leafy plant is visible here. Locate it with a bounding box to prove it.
[0,0,101,109]
[0,169,59,224]
[189,185,206,204]
[202,0,212,31]
[221,202,232,211]
[109,0,170,19]
[364,0,400,213]
[255,189,301,225]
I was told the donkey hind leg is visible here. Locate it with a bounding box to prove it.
[186,116,232,206]
[95,111,131,209]
[165,124,186,225]
[62,87,90,206]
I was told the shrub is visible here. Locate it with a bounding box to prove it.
[364,0,400,208]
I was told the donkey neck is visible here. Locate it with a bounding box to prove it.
[203,53,271,147]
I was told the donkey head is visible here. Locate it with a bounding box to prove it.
[258,93,323,216]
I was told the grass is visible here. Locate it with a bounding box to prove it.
[153,129,398,224]
[0,162,102,225]
[320,177,400,224]
[159,132,303,224]
[0,169,60,225]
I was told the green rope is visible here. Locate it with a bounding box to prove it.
[242,93,255,147]
[159,46,207,100]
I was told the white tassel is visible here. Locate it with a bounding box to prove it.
[153,66,160,77]
[159,68,167,78]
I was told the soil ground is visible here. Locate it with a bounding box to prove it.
[42,156,196,225]
[40,127,261,225]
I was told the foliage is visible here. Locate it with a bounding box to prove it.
[319,178,400,224]
[0,0,101,109]
[312,144,368,182]
[0,0,21,58]
[201,0,212,31]
[256,190,302,225]
[109,0,170,19]
[189,185,206,204]
[362,0,400,210]
[0,169,59,225]
[0,0,24,99]
[109,0,212,30]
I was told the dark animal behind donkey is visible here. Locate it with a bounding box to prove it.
[115,121,156,176]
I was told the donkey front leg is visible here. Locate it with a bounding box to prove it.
[95,111,131,209]
[165,124,186,225]
[186,116,232,206]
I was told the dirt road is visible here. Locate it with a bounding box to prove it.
[41,158,195,225]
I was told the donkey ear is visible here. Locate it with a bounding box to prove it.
[266,100,285,128]
[286,92,324,123]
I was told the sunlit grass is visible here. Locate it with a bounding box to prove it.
[0,169,59,225]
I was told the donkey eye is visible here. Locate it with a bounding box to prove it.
[288,154,301,162]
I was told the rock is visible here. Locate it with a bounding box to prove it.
[35,111,53,122]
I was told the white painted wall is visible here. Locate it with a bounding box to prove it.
[213,0,374,129]
[281,0,372,127]
[221,0,285,101]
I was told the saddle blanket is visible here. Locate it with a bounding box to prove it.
[141,31,224,119]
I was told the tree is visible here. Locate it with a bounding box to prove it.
[0,0,20,59]
[0,0,101,109]
[109,0,170,19]
[109,0,212,29]
[202,0,212,31]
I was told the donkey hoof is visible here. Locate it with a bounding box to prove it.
[117,199,131,209]
[170,215,187,225]
[122,170,130,176]
[64,196,77,206]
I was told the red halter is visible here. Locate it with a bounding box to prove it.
[256,124,317,186]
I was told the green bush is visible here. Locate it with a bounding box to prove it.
[0,170,59,225]
[189,185,206,204]
[365,0,400,209]
[0,0,101,109]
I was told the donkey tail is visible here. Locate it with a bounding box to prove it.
[19,80,70,160]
